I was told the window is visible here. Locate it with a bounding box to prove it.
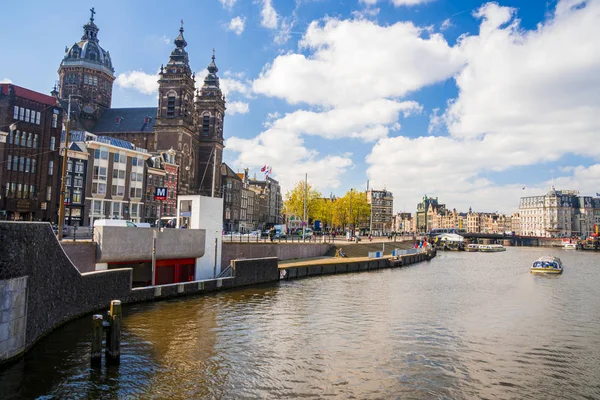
[48,160,54,175]
[130,187,136,197]
[50,137,56,151]
[136,188,142,198]
[19,157,24,172]
[13,106,19,119]
[14,131,20,146]
[131,172,136,181]
[25,158,30,173]
[20,132,26,146]
[33,134,38,148]
[27,133,32,148]
[100,149,108,160]
[137,174,143,182]
[119,152,126,164]
[95,149,101,159]
[117,185,124,196]
[46,186,52,201]
[75,162,84,173]
[67,161,72,172]
[30,185,35,199]
[92,182,106,195]
[7,155,12,170]
[31,159,37,173]
[12,156,18,171]
[112,169,118,179]
[93,201,102,214]
[131,203,138,217]
[17,184,22,199]
[118,170,125,179]
[114,153,119,163]
[8,130,13,144]
[202,115,210,135]
[66,176,72,187]
[112,202,121,217]
[74,177,83,187]
[36,111,41,125]
[73,190,82,204]
[111,185,117,196]
[52,114,58,128]
[167,96,176,117]
[132,157,137,166]
[23,185,28,199]
[19,107,24,121]
[25,109,30,123]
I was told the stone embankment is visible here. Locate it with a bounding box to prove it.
[0,222,434,365]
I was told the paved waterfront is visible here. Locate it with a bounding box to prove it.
[1,247,599,399]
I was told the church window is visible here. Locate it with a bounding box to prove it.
[167,96,176,117]
[202,116,210,135]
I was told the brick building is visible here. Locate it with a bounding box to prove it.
[0,84,63,222]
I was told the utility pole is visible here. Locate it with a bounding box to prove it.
[57,95,71,241]
[349,188,353,237]
[302,173,307,239]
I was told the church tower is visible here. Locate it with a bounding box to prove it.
[195,51,226,197]
[154,22,198,195]
[58,8,115,128]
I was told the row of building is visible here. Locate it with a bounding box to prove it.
[0,12,283,230]
[394,190,600,238]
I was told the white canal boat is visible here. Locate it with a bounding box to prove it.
[531,256,563,274]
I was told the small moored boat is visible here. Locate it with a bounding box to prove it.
[478,244,506,252]
[531,256,563,274]
[465,244,479,252]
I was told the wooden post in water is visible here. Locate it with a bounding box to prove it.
[91,314,103,365]
[107,300,122,363]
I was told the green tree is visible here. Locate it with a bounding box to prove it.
[283,181,323,223]
[337,189,370,231]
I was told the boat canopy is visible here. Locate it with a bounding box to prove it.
[436,233,464,242]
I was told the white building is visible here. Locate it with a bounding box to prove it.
[519,188,600,238]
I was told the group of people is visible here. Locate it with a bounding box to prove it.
[413,238,428,249]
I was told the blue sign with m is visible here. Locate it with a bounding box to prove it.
[154,187,167,201]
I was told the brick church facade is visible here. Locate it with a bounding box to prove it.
[57,13,225,197]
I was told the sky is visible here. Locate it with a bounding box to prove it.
[2,0,599,215]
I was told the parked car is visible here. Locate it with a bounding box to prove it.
[298,228,314,239]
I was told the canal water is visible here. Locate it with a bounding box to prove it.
[2,247,600,399]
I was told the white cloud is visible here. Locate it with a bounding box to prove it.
[440,18,452,31]
[261,0,279,29]
[227,16,246,35]
[352,7,380,19]
[226,128,354,194]
[253,18,464,107]
[115,71,159,95]
[271,99,421,141]
[0,78,12,84]
[274,16,295,45]
[364,0,600,213]
[226,101,250,115]
[219,0,238,10]
[359,0,434,7]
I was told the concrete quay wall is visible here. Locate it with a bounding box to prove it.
[0,222,279,365]
[222,242,331,269]
[280,251,435,280]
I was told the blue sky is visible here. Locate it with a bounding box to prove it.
[3,0,599,214]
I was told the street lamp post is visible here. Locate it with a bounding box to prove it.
[57,95,72,240]
[349,188,353,238]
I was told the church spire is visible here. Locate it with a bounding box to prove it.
[203,50,220,89]
[167,21,190,72]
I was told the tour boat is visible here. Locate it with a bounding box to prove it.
[478,244,506,252]
[531,256,563,274]
[563,243,577,250]
[465,244,479,252]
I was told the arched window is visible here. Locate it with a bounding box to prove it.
[27,133,32,148]
[202,115,210,135]
[14,131,20,146]
[33,134,39,149]
[167,95,176,117]
[8,130,13,144]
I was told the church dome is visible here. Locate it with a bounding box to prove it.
[61,10,114,76]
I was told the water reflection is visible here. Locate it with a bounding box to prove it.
[1,248,600,399]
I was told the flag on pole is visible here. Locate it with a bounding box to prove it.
[522,186,526,190]
[596,192,600,197]
[265,166,272,178]
[260,165,267,173]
